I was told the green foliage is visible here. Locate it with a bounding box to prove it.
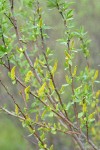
[0,0,100,150]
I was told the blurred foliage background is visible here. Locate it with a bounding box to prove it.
[0,0,100,149]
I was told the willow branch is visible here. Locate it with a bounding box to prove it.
[36,0,69,119]
[0,79,26,118]
[5,1,41,84]
[0,106,24,120]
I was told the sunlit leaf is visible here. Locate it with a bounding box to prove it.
[11,66,16,80]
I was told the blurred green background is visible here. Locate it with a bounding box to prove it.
[0,0,100,149]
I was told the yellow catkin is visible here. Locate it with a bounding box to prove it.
[25,71,33,83]
[11,66,16,80]
[25,86,30,101]
[15,104,19,115]
[38,82,46,96]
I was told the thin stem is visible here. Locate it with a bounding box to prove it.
[73,134,85,150]
[2,62,77,130]
[0,25,11,70]
[34,122,80,135]
[28,124,48,150]
[0,106,24,120]
[56,0,79,121]
[0,80,26,118]
[5,1,57,111]
[36,0,69,119]
[5,2,41,84]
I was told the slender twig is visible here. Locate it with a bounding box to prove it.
[5,2,57,110]
[56,1,79,127]
[36,1,69,120]
[0,80,26,118]
[2,62,77,130]
[1,1,98,150]
[20,89,28,110]
[0,25,11,70]
[73,134,85,150]
[0,106,24,120]
[4,4,41,84]
[81,133,99,150]
[80,38,90,68]
[34,122,80,135]
[55,2,99,150]
[28,124,48,150]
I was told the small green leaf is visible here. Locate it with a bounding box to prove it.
[78,112,84,118]
[0,45,8,58]
[49,112,54,117]
[50,145,54,150]
[51,128,56,134]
